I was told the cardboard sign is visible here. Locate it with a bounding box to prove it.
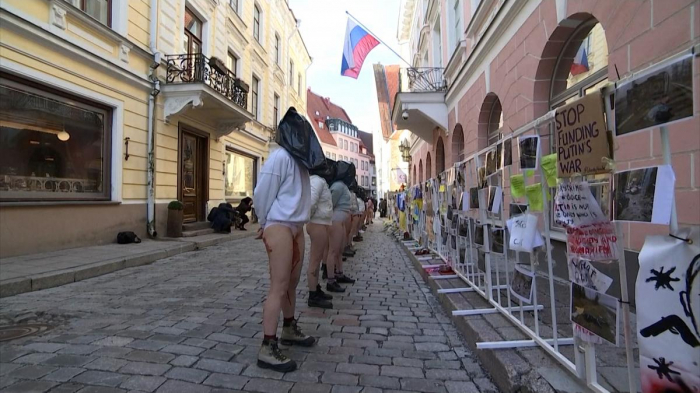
[555,90,611,177]
[555,180,606,228]
[566,222,618,261]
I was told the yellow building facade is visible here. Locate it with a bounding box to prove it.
[0,0,310,257]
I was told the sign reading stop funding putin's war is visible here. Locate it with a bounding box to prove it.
[555,90,611,177]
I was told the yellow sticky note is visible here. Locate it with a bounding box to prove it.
[439,185,446,192]
[525,169,535,177]
[541,153,558,188]
[526,183,543,212]
[510,174,525,199]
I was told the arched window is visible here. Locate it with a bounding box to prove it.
[452,124,464,163]
[426,153,432,179]
[435,137,445,174]
[549,17,610,227]
[418,159,423,184]
[477,93,503,151]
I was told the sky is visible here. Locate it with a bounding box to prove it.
[289,0,405,135]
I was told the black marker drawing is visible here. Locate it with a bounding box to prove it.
[646,266,680,291]
[648,357,681,381]
[640,315,700,347]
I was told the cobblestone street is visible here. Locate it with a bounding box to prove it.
[0,222,499,393]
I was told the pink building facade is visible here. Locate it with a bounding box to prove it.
[394,0,699,254]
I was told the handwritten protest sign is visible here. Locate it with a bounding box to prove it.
[555,90,611,177]
[510,174,525,198]
[555,181,606,227]
[507,213,539,252]
[566,222,618,261]
[568,256,613,293]
[541,153,558,187]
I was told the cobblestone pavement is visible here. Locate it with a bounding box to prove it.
[0,221,499,393]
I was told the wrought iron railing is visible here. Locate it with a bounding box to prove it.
[165,53,249,110]
[400,67,447,92]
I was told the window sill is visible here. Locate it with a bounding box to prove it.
[0,200,121,208]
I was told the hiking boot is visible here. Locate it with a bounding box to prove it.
[257,338,297,372]
[326,281,346,293]
[308,291,333,309]
[321,264,327,280]
[336,274,356,284]
[316,284,333,299]
[280,319,316,347]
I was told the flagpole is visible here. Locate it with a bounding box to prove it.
[346,11,413,66]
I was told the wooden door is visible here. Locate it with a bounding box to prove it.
[179,128,208,223]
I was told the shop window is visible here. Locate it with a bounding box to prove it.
[549,19,609,230]
[224,149,257,199]
[65,0,111,26]
[0,76,112,201]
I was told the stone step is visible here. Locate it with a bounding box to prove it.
[181,228,215,237]
[182,221,210,231]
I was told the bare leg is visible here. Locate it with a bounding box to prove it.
[281,227,305,319]
[306,223,328,291]
[262,225,293,336]
[329,220,345,276]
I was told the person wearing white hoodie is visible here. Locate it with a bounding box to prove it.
[306,163,335,309]
[253,107,324,373]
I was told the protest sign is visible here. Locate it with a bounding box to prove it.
[566,222,618,261]
[568,256,613,293]
[541,153,558,187]
[525,183,543,212]
[507,213,539,252]
[636,228,700,393]
[555,180,606,227]
[555,90,611,177]
[510,174,525,198]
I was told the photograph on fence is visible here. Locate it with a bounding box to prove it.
[486,149,498,177]
[477,166,487,188]
[474,223,484,246]
[570,282,619,345]
[459,217,468,237]
[509,203,528,217]
[510,264,534,303]
[614,55,694,136]
[490,228,504,254]
[519,135,540,170]
[613,165,675,224]
[469,187,479,209]
[501,138,512,167]
[487,186,502,214]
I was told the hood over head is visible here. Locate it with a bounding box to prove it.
[311,159,336,186]
[335,160,356,185]
[275,107,325,170]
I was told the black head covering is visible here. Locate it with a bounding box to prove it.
[276,107,325,170]
[335,161,356,186]
[310,159,337,186]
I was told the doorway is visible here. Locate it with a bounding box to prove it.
[179,125,209,223]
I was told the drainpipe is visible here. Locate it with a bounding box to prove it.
[146,0,161,237]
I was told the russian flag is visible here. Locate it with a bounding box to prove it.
[341,18,380,79]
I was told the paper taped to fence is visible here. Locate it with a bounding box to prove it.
[555,180,606,228]
[507,213,539,252]
[568,256,613,293]
[636,228,700,393]
[566,222,618,262]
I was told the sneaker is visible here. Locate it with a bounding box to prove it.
[342,257,347,261]
[280,319,316,347]
[321,264,328,280]
[316,284,333,299]
[308,291,333,309]
[342,249,355,257]
[336,274,356,284]
[257,338,297,372]
[326,281,346,293]
[353,236,363,242]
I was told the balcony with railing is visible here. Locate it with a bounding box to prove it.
[392,67,448,142]
[161,53,255,138]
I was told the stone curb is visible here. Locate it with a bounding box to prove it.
[0,232,255,298]
[395,237,586,393]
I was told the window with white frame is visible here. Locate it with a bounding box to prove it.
[226,51,238,77]
[297,73,302,95]
[274,33,281,64]
[289,60,295,89]
[253,5,262,43]
[273,93,280,128]
[251,76,260,120]
[64,0,111,26]
[230,0,239,14]
[449,0,463,50]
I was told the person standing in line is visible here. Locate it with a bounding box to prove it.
[353,190,365,242]
[328,162,357,287]
[253,108,323,372]
[365,197,374,225]
[306,161,335,309]
[379,197,387,218]
[344,183,359,257]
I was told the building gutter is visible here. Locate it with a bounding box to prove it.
[146,0,161,237]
